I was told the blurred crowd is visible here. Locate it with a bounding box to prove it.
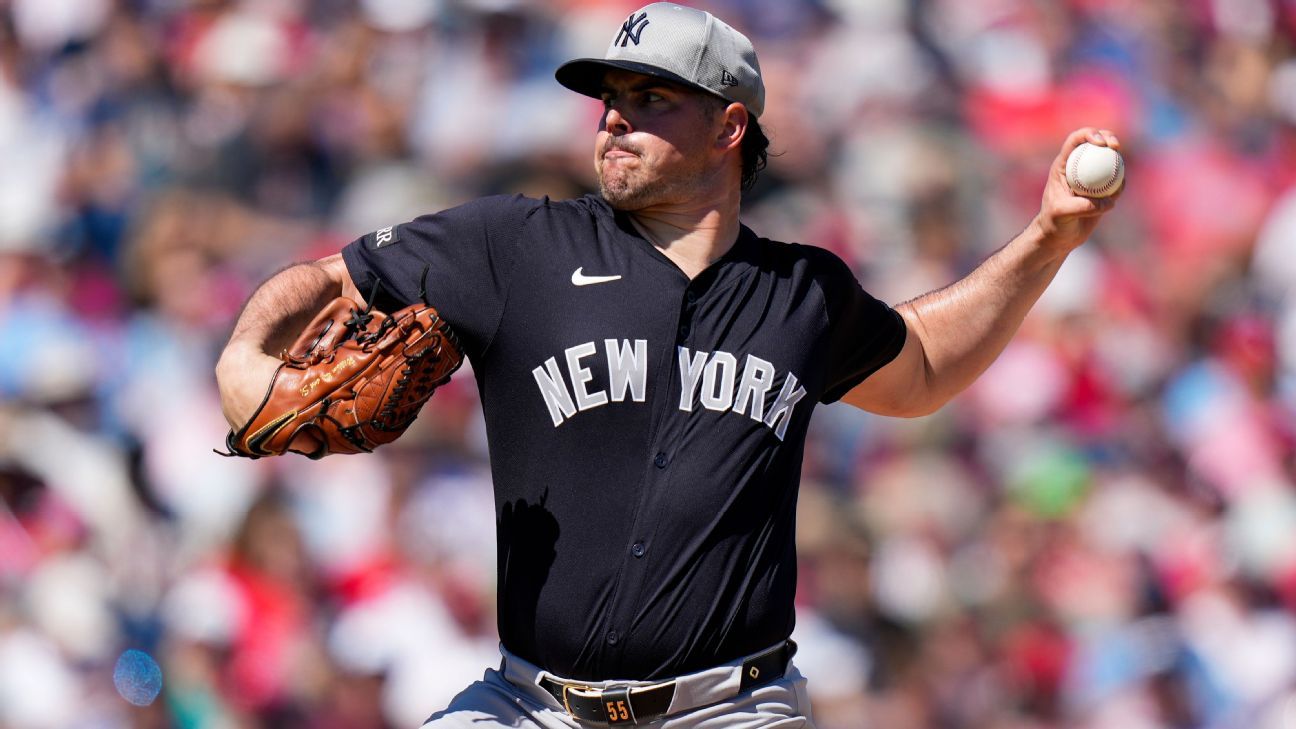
[0,0,1294,727]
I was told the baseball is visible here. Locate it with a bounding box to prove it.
[1065,142,1124,198]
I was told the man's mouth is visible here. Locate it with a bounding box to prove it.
[602,140,641,159]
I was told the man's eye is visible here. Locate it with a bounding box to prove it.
[645,92,664,103]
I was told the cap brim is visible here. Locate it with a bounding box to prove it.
[555,58,717,102]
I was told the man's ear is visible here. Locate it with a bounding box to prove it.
[716,102,749,153]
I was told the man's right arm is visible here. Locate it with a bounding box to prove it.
[842,128,1120,417]
[215,253,362,430]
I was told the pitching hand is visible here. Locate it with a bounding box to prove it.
[1031,128,1122,254]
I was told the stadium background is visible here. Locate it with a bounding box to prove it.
[1,0,1295,727]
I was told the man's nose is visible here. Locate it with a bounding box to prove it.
[603,104,632,135]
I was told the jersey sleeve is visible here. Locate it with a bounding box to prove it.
[814,250,908,404]
[340,194,541,361]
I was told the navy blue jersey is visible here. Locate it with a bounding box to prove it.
[341,194,905,681]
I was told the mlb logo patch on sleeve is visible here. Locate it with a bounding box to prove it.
[367,225,401,249]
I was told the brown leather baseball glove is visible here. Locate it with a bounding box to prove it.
[219,297,463,459]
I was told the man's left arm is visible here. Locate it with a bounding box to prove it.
[843,127,1122,417]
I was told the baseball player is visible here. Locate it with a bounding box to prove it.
[216,3,1120,726]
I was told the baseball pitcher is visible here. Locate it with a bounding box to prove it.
[216,3,1120,726]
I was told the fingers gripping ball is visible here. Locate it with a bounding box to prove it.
[221,298,464,459]
[1066,142,1124,198]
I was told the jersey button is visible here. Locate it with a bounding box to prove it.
[631,542,646,558]
[607,631,619,645]
[678,324,690,339]
[653,452,669,468]
[686,290,697,304]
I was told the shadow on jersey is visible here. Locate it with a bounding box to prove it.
[496,488,559,651]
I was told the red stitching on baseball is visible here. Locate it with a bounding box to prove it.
[1070,145,1121,196]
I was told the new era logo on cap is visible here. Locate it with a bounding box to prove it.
[554,2,766,118]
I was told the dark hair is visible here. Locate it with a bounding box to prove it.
[740,117,769,192]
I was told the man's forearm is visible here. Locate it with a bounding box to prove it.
[215,262,336,430]
[224,261,339,357]
[215,254,358,429]
[897,219,1068,408]
[843,127,1119,417]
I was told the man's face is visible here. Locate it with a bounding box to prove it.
[595,69,722,210]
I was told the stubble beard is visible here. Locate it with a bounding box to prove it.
[597,140,707,211]
[599,166,663,210]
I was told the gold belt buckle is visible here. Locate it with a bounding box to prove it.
[561,683,599,716]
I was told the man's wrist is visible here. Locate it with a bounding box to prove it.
[1018,215,1074,266]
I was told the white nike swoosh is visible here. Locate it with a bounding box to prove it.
[571,267,623,286]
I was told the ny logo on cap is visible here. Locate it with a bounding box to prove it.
[615,12,650,47]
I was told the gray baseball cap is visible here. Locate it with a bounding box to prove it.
[555,3,765,118]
